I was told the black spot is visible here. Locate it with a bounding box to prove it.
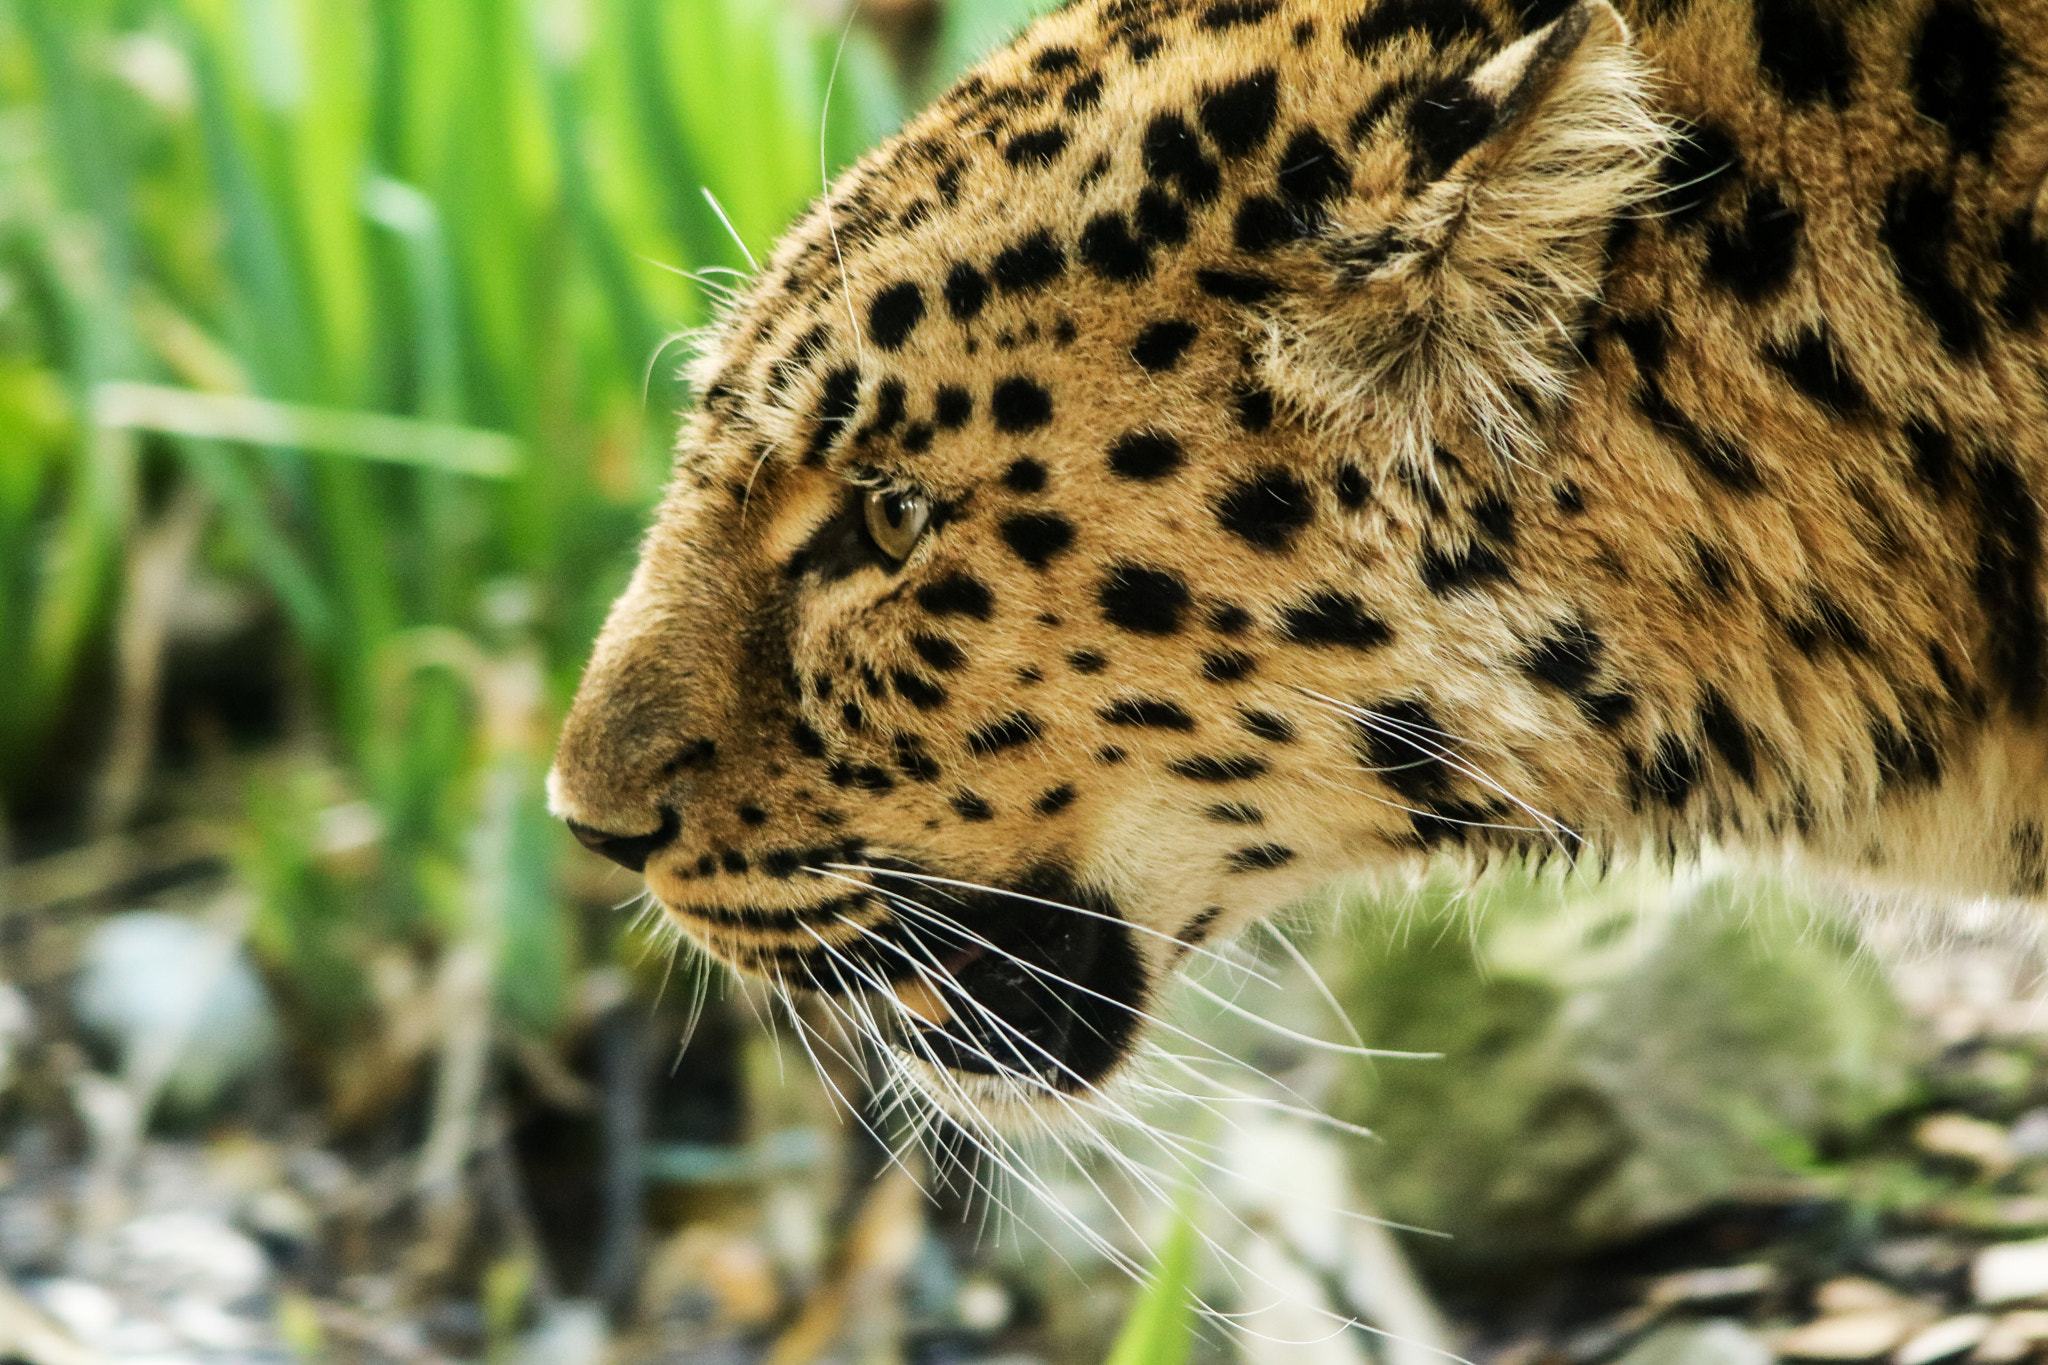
[967,712,1044,756]
[911,634,966,671]
[721,849,749,874]
[1178,906,1225,946]
[1352,698,1454,803]
[661,737,719,774]
[1197,268,1281,303]
[1128,32,1163,61]
[1226,844,1295,872]
[1033,45,1081,73]
[1580,691,1636,729]
[855,377,907,444]
[1972,451,2047,716]
[1278,591,1393,648]
[1234,195,1303,253]
[738,804,767,825]
[1169,754,1270,782]
[1870,714,1942,791]
[1906,418,1956,495]
[1704,185,1801,302]
[917,573,994,619]
[1334,464,1370,509]
[952,791,996,821]
[1880,175,1982,356]
[1612,314,1668,375]
[1135,187,1191,244]
[1911,0,2009,159]
[934,385,973,429]
[1081,211,1153,282]
[1236,386,1275,431]
[1108,430,1184,480]
[1689,537,1736,599]
[894,735,942,782]
[790,721,827,758]
[1277,129,1348,207]
[992,376,1055,432]
[1344,0,1490,56]
[1003,458,1047,493]
[1000,512,1077,567]
[1218,469,1315,550]
[1638,381,1765,494]
[1100,565,1191,634]
[1754,0,1854,106]
[902,422,934,454]
[826,761,893,792]
[1784,594,1871,656]
[1202,0,1278,28]
[1420,542,1512,595]
[1064,72,1106,113]
[1198,70,1280,158]
[943,263,988,321]
[1206,803,1263,825]
[806,365,862,460]
[1209,604,1254,635]
[1132,319,1199,371]
[1653,121,1741,226]
[1101,697,1196,730]
[1238,708,1296,743]
[696,854,716,876]
[868,282,925,350]
[1553,481,1585,514]
[1005,125,1071,168]
[1469,491,1515,544]
[1633,735,1702,808]
[1202,650,1256,682]
[1034,784,1078,815]
[1999,212,2048,327]
[1698,688,1759,788]
[991,230,1067,293]
[1407,77,1496,181]
[1762,326,1867,415]
[1096,746,1128,765]
[1142,113,1223,205]
[840,701,865,732]
[1523,622,1603,694]
[1068,649,1107,674]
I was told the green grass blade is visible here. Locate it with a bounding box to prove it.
[1104,1199,1200,1365]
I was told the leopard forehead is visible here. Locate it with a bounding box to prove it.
[555,0,2048,1102]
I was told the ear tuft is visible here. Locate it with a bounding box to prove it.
[1259,0,1672,472]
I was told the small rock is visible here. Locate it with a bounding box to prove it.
[1975,1239,2048,1305]
[2008,1111,2048,1161]
[1920,1115,2017,1178]
[1614,1321,1774,1365]
[1774,1312,1915,1361]
[1897,1315,1993,1365]
[1870,1239,1971,1290]
[1647,1265,1775,1310]
[957,1278,1012,1334]
[1975,1310,2048,1362]
[1818,1279,1910,1316]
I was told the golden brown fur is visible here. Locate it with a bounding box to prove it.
[551,0,2048,1105]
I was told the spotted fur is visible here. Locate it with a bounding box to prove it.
[551,0,2048,1109]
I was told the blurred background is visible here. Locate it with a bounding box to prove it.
[11,4,2048,1365]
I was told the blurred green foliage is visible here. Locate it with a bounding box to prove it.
[0,0,1051,1073]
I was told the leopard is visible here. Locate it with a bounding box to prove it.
[549,0,2048,1124]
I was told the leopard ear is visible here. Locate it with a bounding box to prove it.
[1260,0,1669,470]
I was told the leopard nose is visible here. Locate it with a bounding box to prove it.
[565,808,680,873]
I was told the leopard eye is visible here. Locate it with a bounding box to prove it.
[863,487,931,562]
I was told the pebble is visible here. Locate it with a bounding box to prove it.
[1614,1321,1774,1365]
[1919,1115,2017,1177]
[1646,1265,1774,1309]
[1974,1239,2048,1305]
[1773,1312,1916,1360]
[2008,1110,2048,1161]
[1895,1315,1992,1365]
[1816,1279,1909,1316]
[1975,1311,2048,1363]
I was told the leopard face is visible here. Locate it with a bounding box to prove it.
[552,0,2048,1115]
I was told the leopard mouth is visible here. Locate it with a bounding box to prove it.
[667,861,1147,1094]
